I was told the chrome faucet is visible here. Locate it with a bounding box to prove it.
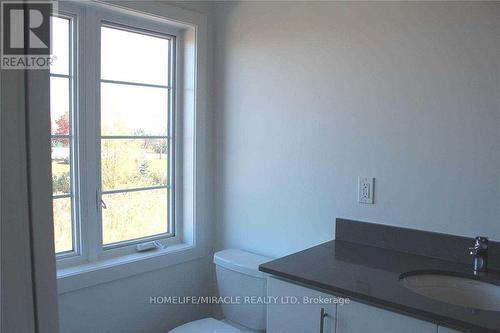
[469,236,488,273]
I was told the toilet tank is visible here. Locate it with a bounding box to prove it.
[214,249,272,331]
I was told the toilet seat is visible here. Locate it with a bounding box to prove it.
[169,318,239,333]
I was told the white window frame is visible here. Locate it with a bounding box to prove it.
[97,22,176,254]
[95,17,179,259]
[50,10,80,259]
[54,1,208,293]
[55,2,182,267]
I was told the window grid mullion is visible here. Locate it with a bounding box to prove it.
[100,135,170,140]
[51,73,72,79]
[101,184,169,196]
[100,78,170,90]
[53,193,72,199]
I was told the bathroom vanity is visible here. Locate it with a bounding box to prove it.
[266,277,449,333]
[259,219,500,333]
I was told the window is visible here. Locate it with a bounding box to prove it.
[50,15,77,255]
[50,3,186,268]
[99,25,174,247]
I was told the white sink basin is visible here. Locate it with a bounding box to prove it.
[400,273,500,311]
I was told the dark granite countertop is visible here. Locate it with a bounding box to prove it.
[259,239,500,333]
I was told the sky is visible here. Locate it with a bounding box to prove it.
[50,17,171,137]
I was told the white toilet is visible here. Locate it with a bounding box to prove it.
[170,249,271,333]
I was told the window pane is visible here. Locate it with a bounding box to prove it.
[101,139,168,191]
[50,76,70,135]
[51,16,70,75]
[53,197,73,253]
[52,139,71,195]
[101,26,169,86]
[102,189,169,245]
[101,82,168,136]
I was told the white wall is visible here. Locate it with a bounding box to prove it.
[58,257,213,333]
[214,1,500,258]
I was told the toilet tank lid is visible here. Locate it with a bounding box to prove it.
[214,249,272,278]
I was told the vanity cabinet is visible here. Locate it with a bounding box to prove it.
[267,277,336,333]
[438,326,464,333]
[336,299,435,333]
[267,277,436,333]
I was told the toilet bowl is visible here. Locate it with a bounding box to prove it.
[169,249,271,333]
[169,318,255,333]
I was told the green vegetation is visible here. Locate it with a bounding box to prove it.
[102,189,168,245]
[52,115,170,253]
[53,172,70,194]
[53,197,72,253]
[101,138,167,190]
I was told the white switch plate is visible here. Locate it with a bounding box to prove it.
[358,177,374,204]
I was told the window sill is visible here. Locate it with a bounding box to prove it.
[57,242,203,294]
